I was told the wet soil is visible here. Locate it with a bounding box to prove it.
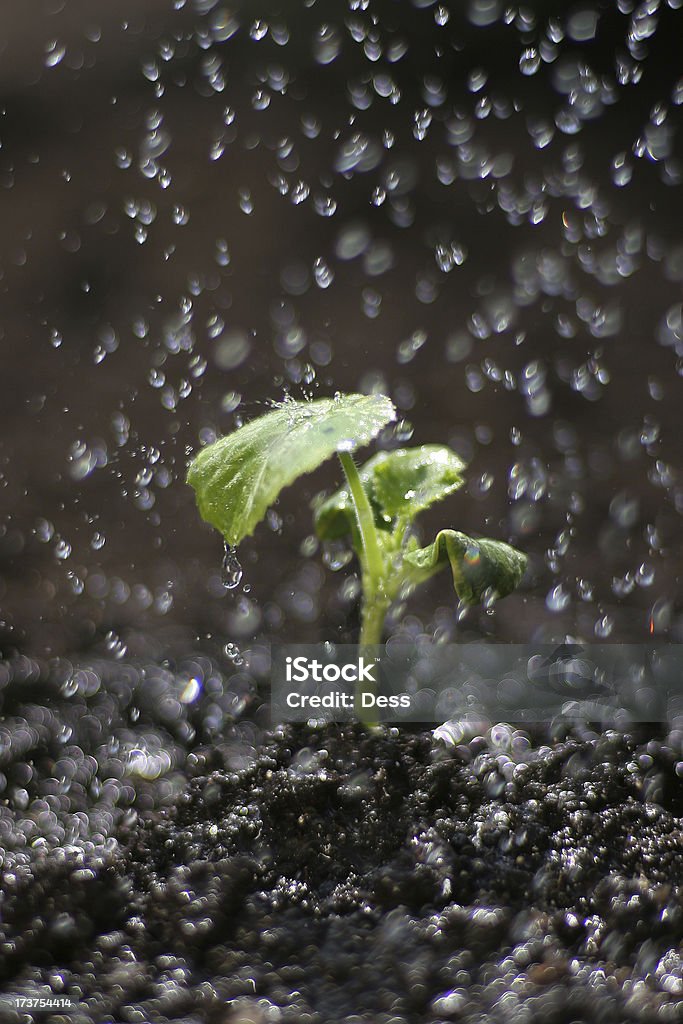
[0,651,681,1023]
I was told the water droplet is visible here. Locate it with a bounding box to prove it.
[612,573,635,598]
[413,108,432,141]
[640,419,660,445]
[300,534,318,558]
[567,9,599,42]
[435,242,467,272]
[220,390,241,413]
[222,543,243,589]
[213,328,251,370]
[649,598,672,634]
[397,329,427,364]
[60,674,79,698]
[313,257,334,288]
[252,89,271,111]
[238,188,254,215]
[291,180,310,205]
[594,613,614,638]
[171,202,189,225]
[546,583,570,612]
[211,9,239,42]
[335,134,382,174]
[250,19,269,41]
[314,194,337,217]
[609,491,640,528]
[635,562,655,587]
[322,540,353,571]
[314,24,342,65]
[469,0,501,29]
[335,222,371,260]
[267,508,283,533]
[519,48,540,76]
[391,419,415,442]
[45,40,66,68]
[55,538,72,560]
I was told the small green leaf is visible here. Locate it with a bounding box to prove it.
[403,529,527,604]
[369,445,467,518]
[187,394,396,546]
[314,444,466,541]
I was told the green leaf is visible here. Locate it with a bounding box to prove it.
[314,445,466,541]
[369,445,467,518]
[403,530,527,605]
[187,394,396,546]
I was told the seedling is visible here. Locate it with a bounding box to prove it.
[187,393,527,649]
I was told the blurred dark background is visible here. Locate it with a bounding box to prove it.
[1,0,682,658]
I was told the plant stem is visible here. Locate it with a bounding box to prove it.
[360,592,390,648]
[338,452,389,727]
[337,452,398,647]
[338,451,384,586]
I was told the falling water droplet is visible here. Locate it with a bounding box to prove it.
[392,418,415,442]
[322,540,353,571]
[45,40,66,68]
[636,562,655,587]
[519,48,540,76]
[313,257,334,288]
[222,542,243,589]
[546,583,570,612]
[594,613,614,638]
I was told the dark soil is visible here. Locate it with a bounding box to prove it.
[0,651,681,1023]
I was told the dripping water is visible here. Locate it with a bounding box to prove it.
[222,542,243,589]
